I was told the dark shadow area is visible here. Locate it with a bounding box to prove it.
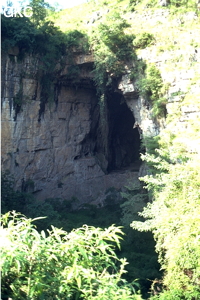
[107,92,140,172]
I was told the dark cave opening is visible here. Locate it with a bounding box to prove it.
[80,89,141,174]
[107,92,141,172]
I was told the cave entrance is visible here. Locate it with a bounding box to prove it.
[107,92,141,172]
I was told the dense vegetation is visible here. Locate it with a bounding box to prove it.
[1,171,161,298]
[1,211,143,299]
[133,155,200,299]
[1,0,200,299]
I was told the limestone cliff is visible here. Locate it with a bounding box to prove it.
[1,50,140,205]
[2,8,200,206]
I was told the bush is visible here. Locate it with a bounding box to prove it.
[133,63,167,117]
[1,16,37,53]
[133,32,155,49]
[132,154,200,299]
[91,10,135,95]
[1,212,142,299]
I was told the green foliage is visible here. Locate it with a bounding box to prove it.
[29,0,53,27]
[150,288,200,300]
[129,0,140,3]
[1,171,120,232]
[141,135,160,156]
[91,11,135,97]
[1,172,161,297]
[1,211,142,299]
[1,16,37,53]
[129,0,141,10]
[151,97,167,118]
[118,182,161,297]
[89,10,136,130]
[131,152,200,298]
[1,13,87,117]
[120,182,148,227]
[169,0,193,8]
[96,12,133,58]
[139,64,163,101]
[133,0,196,10]
[134,63,167,117]
[133,32,155,49]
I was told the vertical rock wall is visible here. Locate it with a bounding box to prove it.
[1,52,140,205]
[2,34,199,206]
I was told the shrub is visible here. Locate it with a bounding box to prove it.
[91,10,135,95]
[134,63,167,117]
[1,212,142,299]
[132,154,200,299]
[133,32,155,49]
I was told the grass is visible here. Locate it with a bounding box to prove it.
[49,1,200,73]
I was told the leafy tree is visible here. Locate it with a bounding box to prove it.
[131,148,200,298]
[89,9,135,129]
[1,15,37,53]
[29,0,53,27]
[90,10,134,91]
[1,211,142,299]
[96,11,133,57]
[120,182,148,227]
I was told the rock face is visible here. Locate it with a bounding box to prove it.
[1,50,141,205]
[2,20,200,205]
[118,74,161,138]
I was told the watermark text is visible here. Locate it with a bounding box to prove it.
[3,6,33,17]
